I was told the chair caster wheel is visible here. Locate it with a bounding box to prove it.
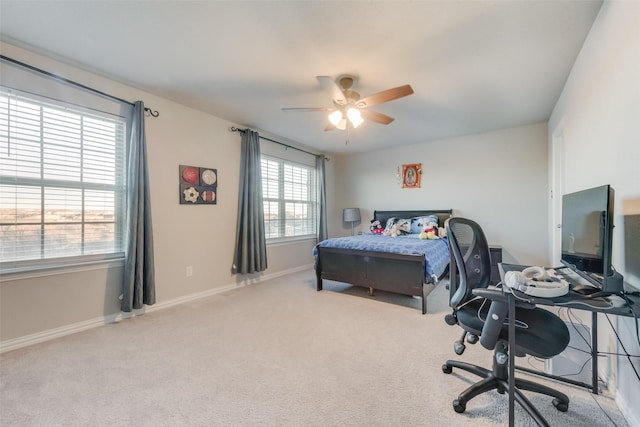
[453,399,466,413]
[553,398,569,412]
[442,364,452,374]
[467,334,479,344]
[444,313,457,326]
[454,341,465,355]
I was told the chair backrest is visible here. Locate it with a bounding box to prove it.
[445,217,493,309]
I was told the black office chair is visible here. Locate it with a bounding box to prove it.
[443,217,571,426]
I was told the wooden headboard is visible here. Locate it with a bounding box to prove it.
[373,209,453,227]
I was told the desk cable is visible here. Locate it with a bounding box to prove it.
[564,308,595,353]
[561,307,640,361]
[506,283,636,426]
[526,350,620,427]
[559,305,640,386]
[603,313,640,380]
[559,308,634,427]
[619,292,640,349]
[528,351,592,378]
[512,286,639,427]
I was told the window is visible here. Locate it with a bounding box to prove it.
[0,90,127,270]
[261,155,316,240]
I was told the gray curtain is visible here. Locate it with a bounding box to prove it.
[232,129,267,274]
[316,154,328,241]
[122,101,156,312]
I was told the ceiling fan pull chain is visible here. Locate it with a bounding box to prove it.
[345,121,350,145]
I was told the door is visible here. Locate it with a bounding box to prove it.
[550,122,565,266]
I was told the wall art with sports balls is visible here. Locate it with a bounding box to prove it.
[179,165,218,205]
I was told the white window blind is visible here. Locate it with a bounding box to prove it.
[261,155,316,240]
[0,89,127,269]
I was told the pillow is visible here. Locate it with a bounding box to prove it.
[382,217,398,234]
[383,217,411,235]
[410,215,440,234]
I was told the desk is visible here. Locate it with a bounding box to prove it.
[499,263,640,425]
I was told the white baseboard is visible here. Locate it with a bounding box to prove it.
[0,263,314,354]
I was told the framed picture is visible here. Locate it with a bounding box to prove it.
[401,163,422,188]
[179,164,218,204]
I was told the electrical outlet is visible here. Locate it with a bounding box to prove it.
[186,266,193,277]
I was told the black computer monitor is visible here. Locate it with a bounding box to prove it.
[561,185,616,290]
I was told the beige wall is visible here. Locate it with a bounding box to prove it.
[0,43,319,346]
[330,123,550,267]
[2,7,638,422]
[548,1,640,424]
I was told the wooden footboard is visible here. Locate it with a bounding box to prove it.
[315,246,433,314]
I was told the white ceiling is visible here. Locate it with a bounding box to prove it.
[0,1,602,155]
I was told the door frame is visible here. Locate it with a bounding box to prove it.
[550,120,565,266]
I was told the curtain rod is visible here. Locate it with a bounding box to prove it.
[0,54,159,117]
[228,126,329,161]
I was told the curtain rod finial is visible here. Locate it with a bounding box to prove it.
[144,107,159,118]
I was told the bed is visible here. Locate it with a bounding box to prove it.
[314,209,453,314]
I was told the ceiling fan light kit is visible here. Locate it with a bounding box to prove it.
[282,75,414,140]
[328,110,343,126]
[346,108,364,128]
[329,108,363,129]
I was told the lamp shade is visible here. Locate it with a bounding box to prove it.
[343,208,361,223]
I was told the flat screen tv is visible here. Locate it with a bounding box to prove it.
[561,185,615,287]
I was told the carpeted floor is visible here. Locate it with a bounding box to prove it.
[0,269,630,426]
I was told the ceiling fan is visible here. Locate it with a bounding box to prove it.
[282,75,414,131]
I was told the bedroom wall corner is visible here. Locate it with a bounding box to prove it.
[0,42,324,346]
[331,123,550,267]
[547,2,640,424]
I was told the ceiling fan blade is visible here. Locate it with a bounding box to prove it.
[360,109,395,125]
[317,76,347,105]
[282,107,333,112]
[324,123,336,131]
[356,84,414,108]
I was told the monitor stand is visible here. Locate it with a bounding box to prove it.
[603,271,624,294]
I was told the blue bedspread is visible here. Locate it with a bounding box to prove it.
[313,234,450,280]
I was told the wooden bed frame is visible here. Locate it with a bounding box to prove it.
[315,209,453,314]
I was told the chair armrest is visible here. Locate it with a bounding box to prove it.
[472,288,535,351]
[472,288,536,309]
[472,288,508,303]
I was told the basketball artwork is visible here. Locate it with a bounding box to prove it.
[179,165,218,205]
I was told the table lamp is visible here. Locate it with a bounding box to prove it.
[343,208,361,236]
